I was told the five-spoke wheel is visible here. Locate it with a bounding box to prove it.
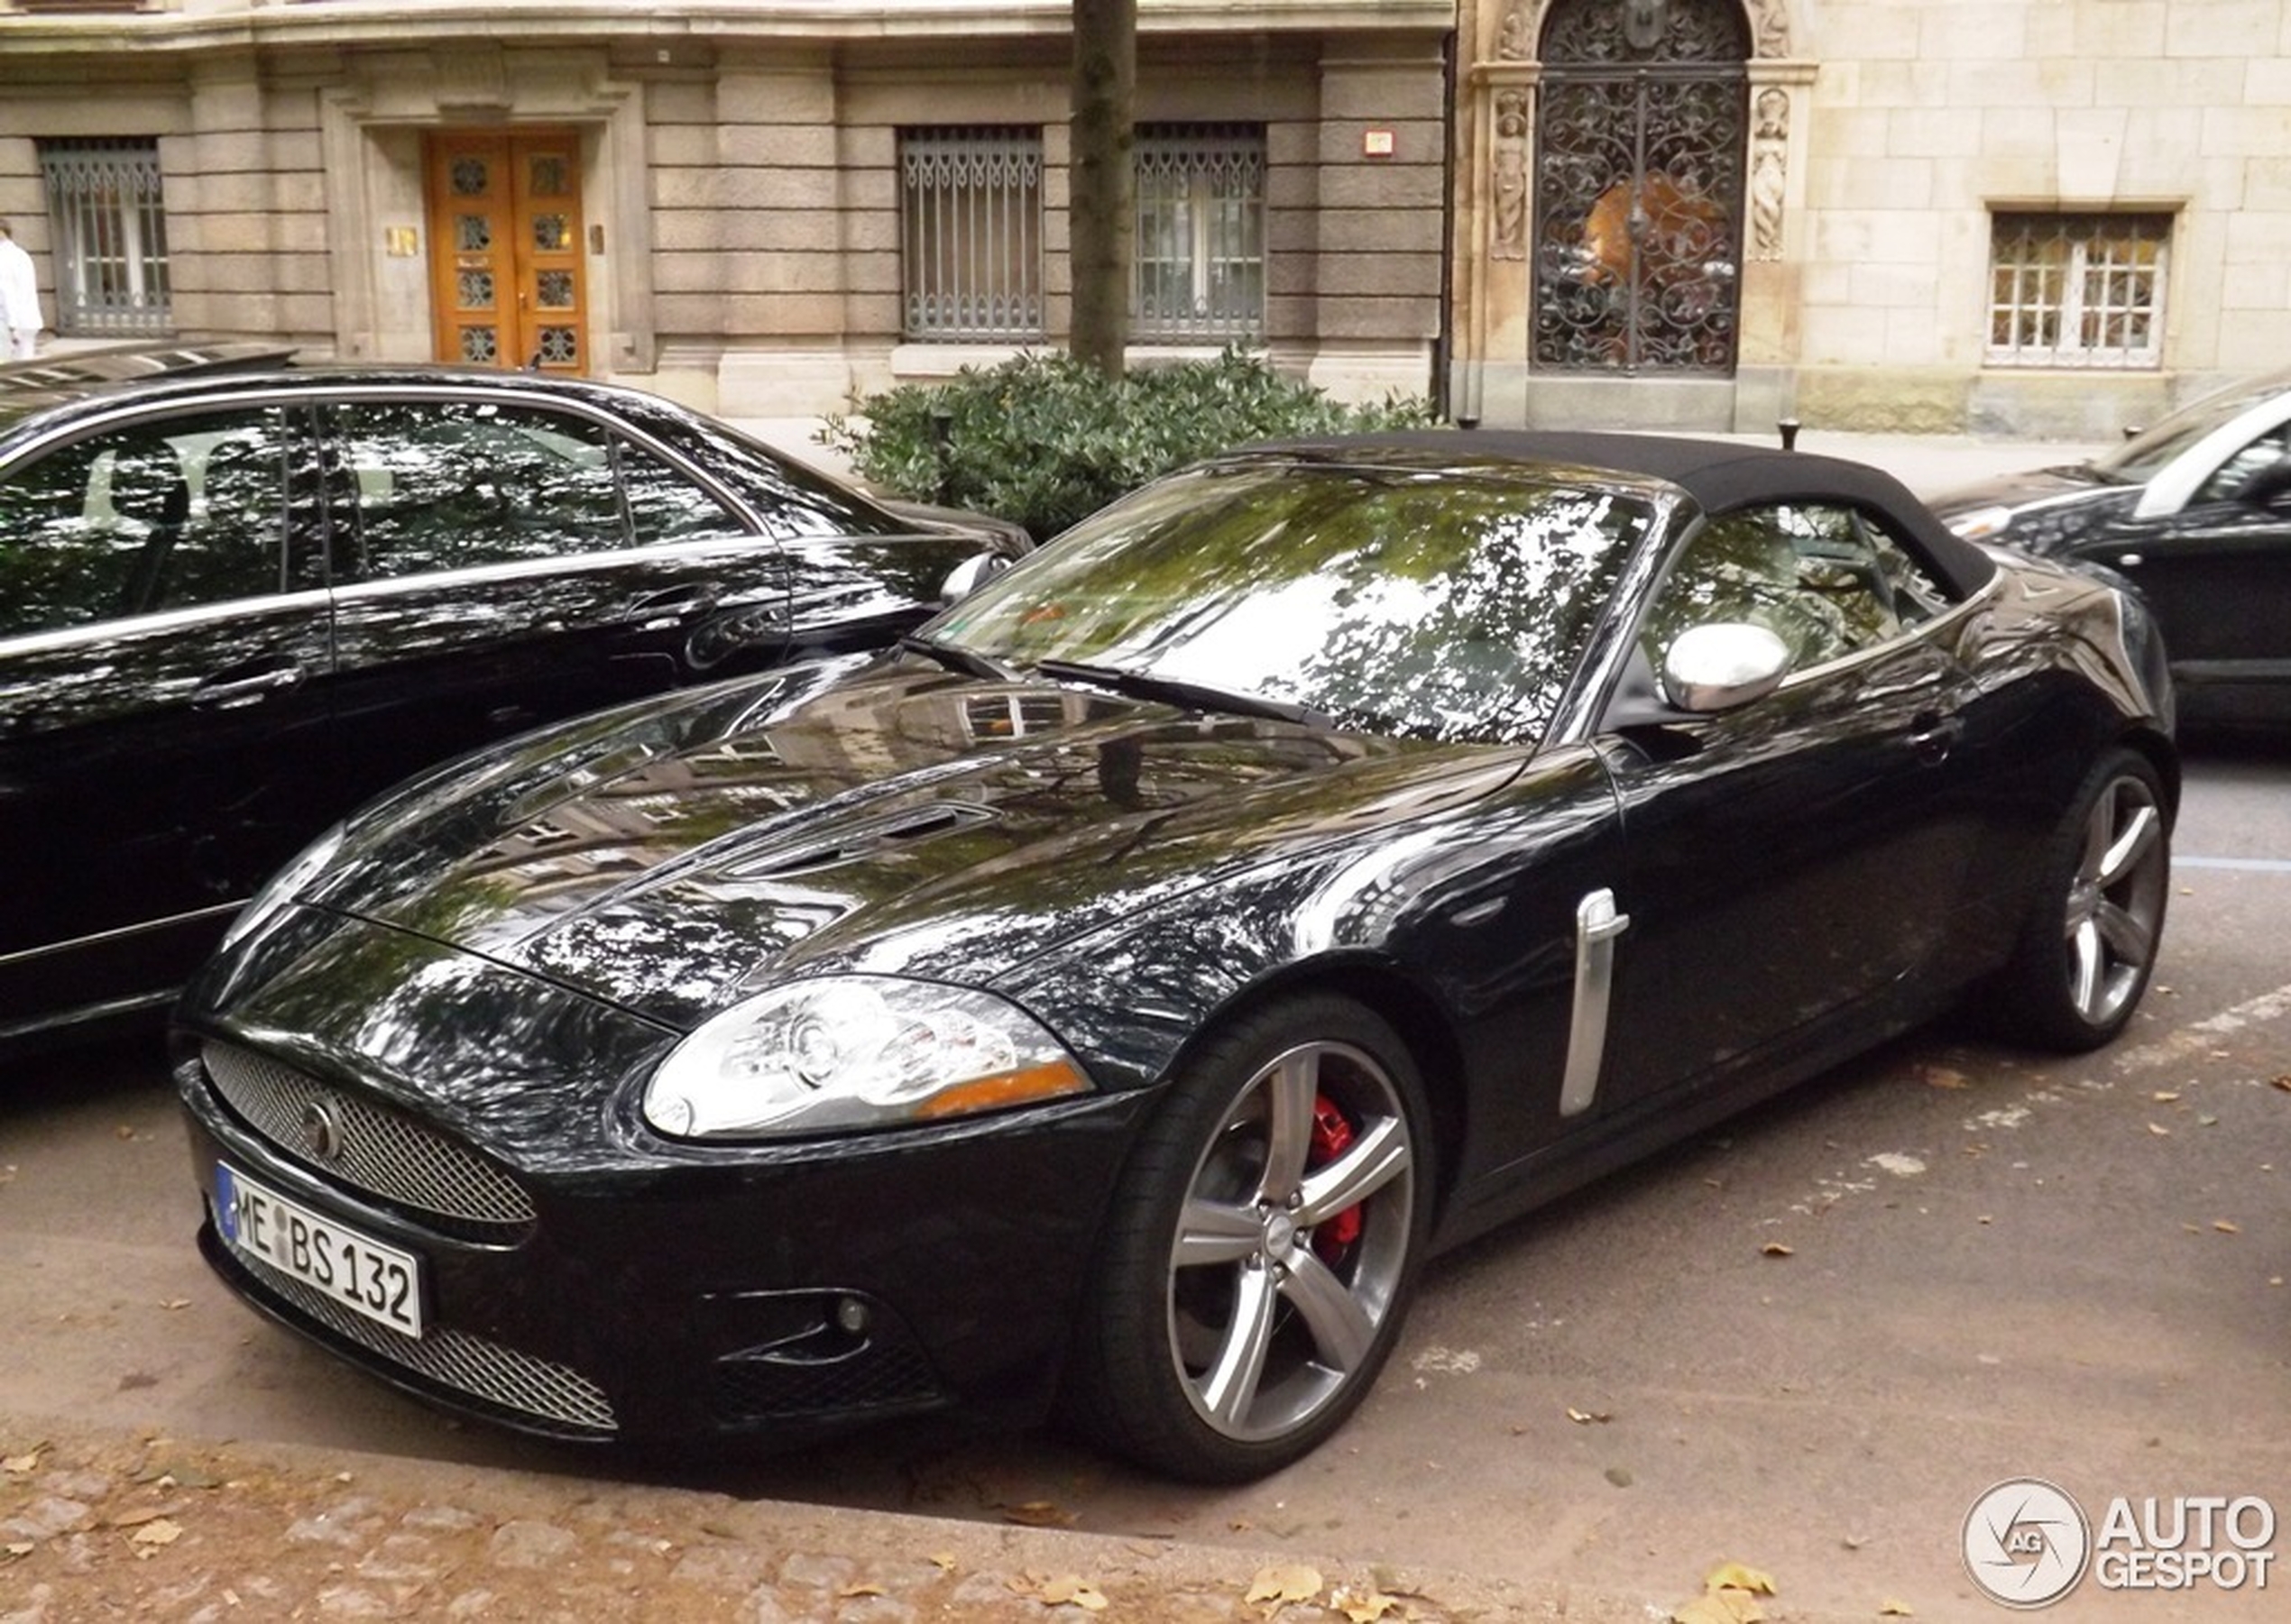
[1067,995,1431,1482]
[1991,747,2172,1051]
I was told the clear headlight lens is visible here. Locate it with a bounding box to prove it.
[219,822,345,950]
[643,975,1091,1139]
[1945,505,2014,541]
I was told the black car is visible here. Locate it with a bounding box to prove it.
[174,432,2175,1482]
[0,361,1026,1054]
[1930,365,2291,729]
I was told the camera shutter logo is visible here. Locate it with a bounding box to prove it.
[1964,1478,2093,1609]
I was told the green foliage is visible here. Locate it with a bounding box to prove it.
[819,348,1440,541]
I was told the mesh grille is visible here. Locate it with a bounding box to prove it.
[203,1042,536,1230]
[232,1248,616,1435]
[709,1343,943,1424]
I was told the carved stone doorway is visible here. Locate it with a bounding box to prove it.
[1531,0,1748,374]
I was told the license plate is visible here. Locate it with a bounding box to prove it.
[215,1161,425,1338]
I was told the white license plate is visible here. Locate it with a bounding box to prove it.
[216,1161,425,1338]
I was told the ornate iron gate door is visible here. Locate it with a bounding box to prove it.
[1532,0,1748,374]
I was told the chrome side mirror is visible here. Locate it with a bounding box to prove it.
[1660,622,1793,712]
[939,552,1009,605]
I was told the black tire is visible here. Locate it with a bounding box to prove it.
[1065,994,1434,1482]
[1987,747,2171,1052]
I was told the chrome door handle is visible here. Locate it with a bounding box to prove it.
[194,666,306,708]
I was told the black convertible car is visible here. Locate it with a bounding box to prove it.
[1931,364,2291,729]
[0,358,1024,1054]
[174,432,2176,1482]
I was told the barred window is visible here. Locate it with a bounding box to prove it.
[1135,124,1265,343]
[40,137,172,336]
[901,127,1044,341]
[1986,212,2169,370]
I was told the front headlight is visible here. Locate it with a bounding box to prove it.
[1944,504,2015,542]
[219,822,345,950]
[643,975,1091,1139]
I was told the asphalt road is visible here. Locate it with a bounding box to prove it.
[4,738,2286,1621]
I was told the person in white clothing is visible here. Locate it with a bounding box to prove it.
[0,220,45,361]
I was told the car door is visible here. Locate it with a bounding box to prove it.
[2070,425,2291,725]
[1584,500,1995,1121]
[317,390,792,799]
[0,401,331,1041]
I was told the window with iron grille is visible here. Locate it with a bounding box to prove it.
[900,127,1044,341]
[40,137,172,336]
[1986,212,2169,370]
[1134,124,1265,343]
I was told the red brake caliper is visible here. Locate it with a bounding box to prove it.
[1309,1096,1364,1263]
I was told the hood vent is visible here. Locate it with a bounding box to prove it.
[722,802,997,879]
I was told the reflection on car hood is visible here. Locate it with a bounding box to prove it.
[302,656,1500,1029]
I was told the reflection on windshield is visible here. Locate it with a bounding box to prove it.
[927,461,1651,743]
[2093,374,2291,484]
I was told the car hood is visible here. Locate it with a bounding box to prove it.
[1927,463,2114,519]
[294,655,1505,1031]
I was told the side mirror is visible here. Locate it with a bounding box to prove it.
[939,552,1008,605]
[1660,622,1793,713]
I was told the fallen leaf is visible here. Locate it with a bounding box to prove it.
[1566,1406,1614,1425]
[929,1551,958,1571]
[1039,1574,1109,1611]
[5,1541,34,1559]
[2214,1220,2241,1234]
[2152,1090,2181,1103]
[1922,1067,1969,1090]
[2148,1123,2172,1136]
[1246,1563,1324,1605]
[1706,1562,1778,1596]
[2270,1076,2291,1094]
[1001,1500,1076,1528]
[1761,1242,1794,1257]
[1672,1592,1764,1624]
[1880,1601,1915,1617]
[835,1583,885,1600]
[2,1448,43,1475]
[130,1518,181,1547]
[1335,1587,1402,1623]
[108,1507,180,1528]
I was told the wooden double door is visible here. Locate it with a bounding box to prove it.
[424,130,587,373]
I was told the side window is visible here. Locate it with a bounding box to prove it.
[2195,424,2291,504]
[0,408,289,637]
[1643,501,1947,674]
[327,399,627,579]
[616,438,750,546]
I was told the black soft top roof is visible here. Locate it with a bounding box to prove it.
[1240,428,1999,599]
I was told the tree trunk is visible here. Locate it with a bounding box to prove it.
[1070,0,1136,377]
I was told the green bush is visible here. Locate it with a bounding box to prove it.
[819,347,1440,541]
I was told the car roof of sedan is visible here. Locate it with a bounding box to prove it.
[1237,427,1998,597]
[0,355,710,444]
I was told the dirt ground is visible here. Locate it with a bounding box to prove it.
[2,1415,1634,1624]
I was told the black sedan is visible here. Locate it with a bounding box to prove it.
[1930,365,2291,729]
[0,361,1024,1054]
[173,432,2176,1482]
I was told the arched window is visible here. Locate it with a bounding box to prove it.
[1532,0,1748,374]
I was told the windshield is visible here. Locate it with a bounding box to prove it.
[2092,371,2291,483]
[924,459,1653,744]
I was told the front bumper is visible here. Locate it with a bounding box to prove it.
[176,1032,1150,1449]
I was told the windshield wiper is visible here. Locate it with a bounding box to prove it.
[899,633,1020,683]
[1032,657,1320,726]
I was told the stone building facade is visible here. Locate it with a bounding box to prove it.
[0,0,1450,419]
[1452,0,2291,437]
[3,0,2286,438]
